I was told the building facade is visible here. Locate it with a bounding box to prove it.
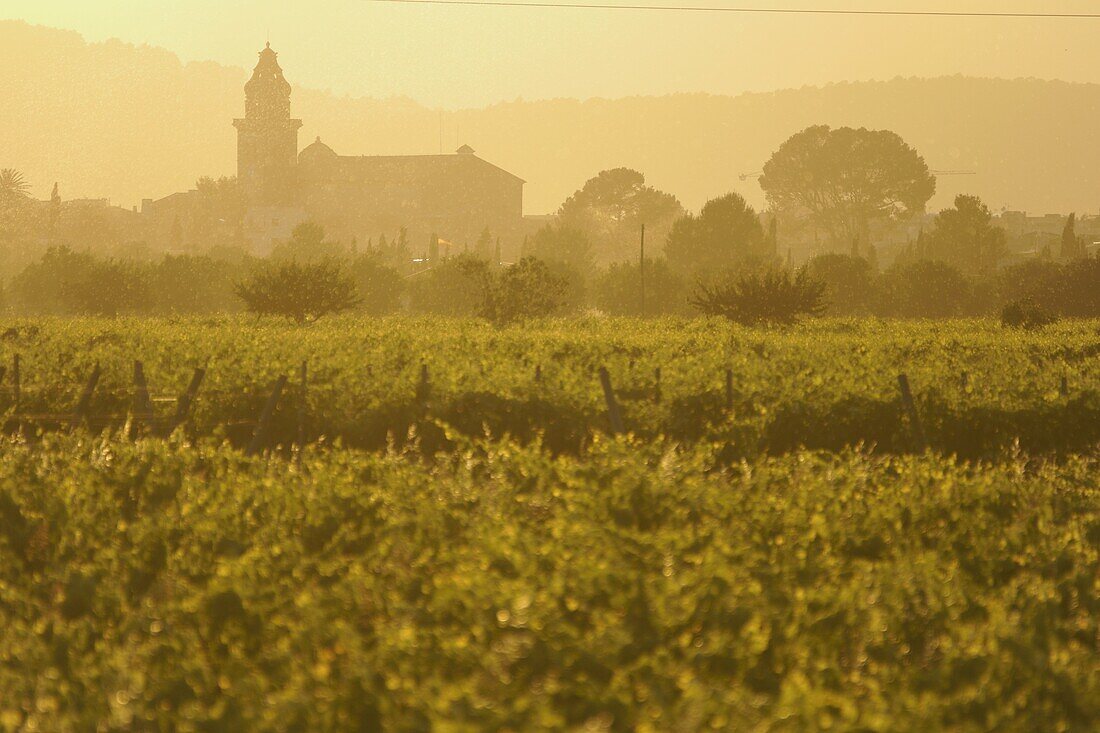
[234,43,525,255]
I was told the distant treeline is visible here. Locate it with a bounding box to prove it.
[3,122,1099,322]
[3,233,1096,321]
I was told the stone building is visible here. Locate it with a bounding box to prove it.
[234,43,525,255]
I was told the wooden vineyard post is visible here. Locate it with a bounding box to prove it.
[70,363,101,429]
[130,360,155,437]
[164,366,206,436]
[960,371,969,391]
[897,374,928,451]
[1060,375,1069,398]
[598,366,624,436]
[247,374,287,456]
[297,360,308,465]
[654,366,661,405]
[12,354,20,414]
[725,368,733,411]
[535,364,542,384]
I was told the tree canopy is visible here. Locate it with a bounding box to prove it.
[759,125,935,251]
[593,257,688,316]
[925,195,1006,275]
[191,176,244,249]
[522,224,594,276]
[235,260,360,323]
[663,192,767,277]
[878,260,973,318]
[270,222,346,262]
[0,169,37,244]
[558,168,682,264]
[804,253,877,316]
[482,257,569,325]
[409,254,493,316]
[1061,213,1087,261]
[0,169,31,202]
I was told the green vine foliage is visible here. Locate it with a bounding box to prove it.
[0,435,1097,730]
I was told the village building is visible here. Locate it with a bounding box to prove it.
[145,43,525,257]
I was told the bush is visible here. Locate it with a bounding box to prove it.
[996,257,1099,318]
[154,254,244,314]
[997,259,1063,309]
[541,259,587,314]
[269,222,346,262]
[805,253,876,315]
[664,192,767,277]
[408,254,492,316]
[877,260,974,318]
[1055,256,1100,317]
[691,267,825,325]
[1001,299,1058,329]
[234,260,360,323]
[593,257,689,316]
[482,257,568,326]
[522,224,594,277]
[349,255,404,315]
[9,246,153,316]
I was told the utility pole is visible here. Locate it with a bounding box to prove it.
[639,223,646,317]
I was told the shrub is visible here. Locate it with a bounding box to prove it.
[349,255,404,315]
[996,257,1099,318]
[1055,256,1100,317]
[154,254,243,314]
[877,260,973,318]
[234,260,360,323]
[593,257,689,316]
[408,254,492,316]
[269,222,346,262]
[541,259,587,314]
[522,224,595,277]
[997,259,1063,309]
[1001,299,1058,329]
[804,253,876,315]
[691,267,825,325]
[9,246,153,316]
[923,194,1007,275]
[664,192,767,277]
[482,257,568,326]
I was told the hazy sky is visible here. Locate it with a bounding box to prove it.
[5,0,1100,107]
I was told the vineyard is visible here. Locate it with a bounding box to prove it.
[0,316,1097,457]
[1,316,1098,731]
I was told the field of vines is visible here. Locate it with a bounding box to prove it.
[1,316,1098,731]
[0,316,1097,457]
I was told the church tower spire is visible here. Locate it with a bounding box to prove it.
[233,43,302,206]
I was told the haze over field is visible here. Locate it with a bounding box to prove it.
[3,6,1100,730]
[8,0,1100,107]
[3,18,1100,216]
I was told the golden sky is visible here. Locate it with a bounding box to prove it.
[5,0,1100,107]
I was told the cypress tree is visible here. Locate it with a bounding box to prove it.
[1061,213,1085,260]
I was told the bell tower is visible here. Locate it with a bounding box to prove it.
[233,43,302,206]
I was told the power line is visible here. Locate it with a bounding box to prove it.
[366,0,1100,18]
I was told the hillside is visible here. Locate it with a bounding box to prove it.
[3,20,1099,216]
